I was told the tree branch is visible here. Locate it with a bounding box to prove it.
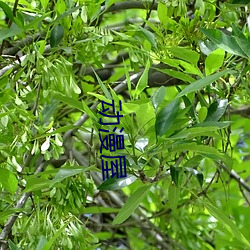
[219,163,250,193]
[102,2,158,14]
[2,32,46,56]
[0,161,49,241]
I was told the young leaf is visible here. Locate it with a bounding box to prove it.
[157,1,168,24]
[98,175,137,191]
[42,223,69,250]
[134,59,150,98]
[93,70,112,100]
[155,99,179,137]
[40,0,49,9]
[157,2,168,24]
[112,185,151,224]
[198,106,208,122]
[50,24,64,47]
[168,182,180,210]
[53,92,84,112]
[205,49,225,75]
[168,47,200,65]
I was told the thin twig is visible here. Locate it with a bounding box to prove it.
[141,0,156,28]
[219,163,250,193]
[0,0,20,55]
[32,80,42,115]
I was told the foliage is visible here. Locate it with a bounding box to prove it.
[1,0,250,249]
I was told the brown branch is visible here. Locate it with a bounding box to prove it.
[219,163,250,193]
[0,45,50,78]
[2,32,46,56]
[142,0,156,28]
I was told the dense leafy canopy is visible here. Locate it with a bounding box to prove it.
[1,0,250,249]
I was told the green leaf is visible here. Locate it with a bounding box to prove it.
[53,92,84,112]
[185,167,204,187]
[41,100,60,125]
[157,1,168,24]
[9,241,21,250]
[151,86,166,111]
[134,59,150,98]
[234,36,250,58]
[198,106,208,122]
[0,2,14,21]
[50,166,86,186]
[177,70,231,98]
[80,206,120,214]
[93,70,112,100]
[168,182,180,210]
[0,209,23,223]
[183,155,203,168]
[200,28,247,58]
[203,201,250,248]
[170,126,220,139]
[50,24,64,47]
[40,0,49,9]
[53,5,83,24]
[170,143,229,165]
[199,39,218,55]
[42,223,69,250]
[156,68,195,83]
[0,168,18,194]
[179,92,196,119]
[170,166,181,186]
[0,26,23,42]
[138,27,157,48]
[205,49,225,75]
[155,99,179,137]
[178,61,203,76]
[205,99,228,122]
[98,175,137,191]
[231,24,247,40]
[24,177,51,192]
[36,235,48,250]
[168,47,200,65]
[112,185,151,224]
[194,121,231,129]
